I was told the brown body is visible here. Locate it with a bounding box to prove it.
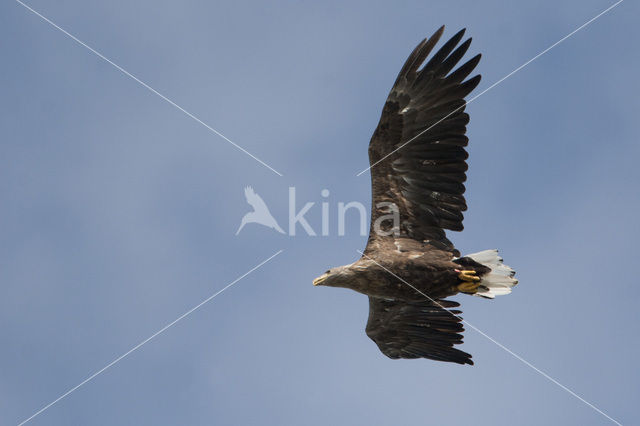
[338,239,467,301]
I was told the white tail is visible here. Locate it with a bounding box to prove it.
[466,249,518,299]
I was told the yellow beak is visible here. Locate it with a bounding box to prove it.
[313,274,328,286]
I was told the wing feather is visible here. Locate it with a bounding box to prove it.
[365,297,473,365]
[366,27,481,256]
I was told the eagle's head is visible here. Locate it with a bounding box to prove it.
[312,265,354,288]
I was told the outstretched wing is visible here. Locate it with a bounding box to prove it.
[365,297,472,365]
[367,27,481,255]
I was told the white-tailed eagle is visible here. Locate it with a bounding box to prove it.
[313,26,518,365]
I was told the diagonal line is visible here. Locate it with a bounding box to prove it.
[356,250,621,425]
[357,0,624,176]
[17,249,284,426]
[15,0,283,177]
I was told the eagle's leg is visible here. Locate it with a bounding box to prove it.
[458,269,480,282]
[456,269,480,294]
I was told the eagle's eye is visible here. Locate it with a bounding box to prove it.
[325,270,331,274]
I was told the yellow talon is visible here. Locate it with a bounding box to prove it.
[458,270,480,282]
[458,281,480,294]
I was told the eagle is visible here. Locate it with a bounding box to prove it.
[312,26,517,365]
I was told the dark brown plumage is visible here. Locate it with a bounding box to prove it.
[367,26,480,254]
[313,26,517,366]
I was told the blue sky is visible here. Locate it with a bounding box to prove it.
[1,0,639,424]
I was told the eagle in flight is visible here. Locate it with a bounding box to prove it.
[312,26,517,365]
